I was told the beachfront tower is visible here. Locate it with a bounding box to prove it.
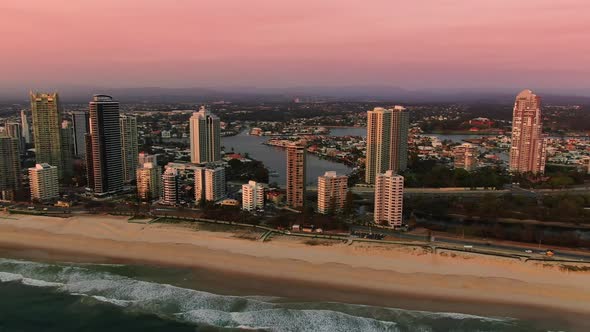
[0,136,21,201]
[509,89,547,174]
[87,95,123,195]
[30,92,63,177]
[374,170,404,228]
[195,165,226,203]
[242,180,265,212]
[29,163,59,202]
[136,162,162,201]
[317,171,348,214]
[161,166,180,206]
[190,106,221,164]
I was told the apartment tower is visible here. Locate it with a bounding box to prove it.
[71,111,89,157]
[161,167,180,206]
[286,143,306,209]
[190,106,221,164]
[195,165,226,203]
[0,136,21,200]
[365,106,409,184]
[509,89,547,174]
[374,170,404,228]
[242,180,265,212]
[20,110,31,144]
[29,163,59,202]
[87,95,123,195]
[317,171,348,214]
[136,162,161,201]
[120,115,139,182]
[30,92,63,175]
[453,143,478,171]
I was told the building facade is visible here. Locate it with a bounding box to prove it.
[365,106,409,184]
[4,122,25,154]
[161,167,180,206]
[190,106,221,164]
[374,170,404,228]
[120,115,139,183]
[138,152,157,166]
[29,163,59,201]
[0,136,21,201]
[195,165,226,203]
[453,143,478,171]
[242,180,264,212]
[317,171,348,214]
[509,89,547,174]
[30,92,62,175]
[71,111,89,158]
[286,143,306,209]
[87,95,123,195]
[136,162,161,201]
[20,110,31,144]
[60,120,74,179]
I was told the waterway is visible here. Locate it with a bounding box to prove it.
[221,132,352,186]
[221,128,504,186]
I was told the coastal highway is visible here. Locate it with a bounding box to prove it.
[350,225,590,262]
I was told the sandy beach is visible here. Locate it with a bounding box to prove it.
[1,212,590,328]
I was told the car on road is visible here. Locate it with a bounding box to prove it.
[525,250,533,253]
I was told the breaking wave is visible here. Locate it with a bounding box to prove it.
[0,258,529,331]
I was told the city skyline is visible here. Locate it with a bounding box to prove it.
[1,1,590,96]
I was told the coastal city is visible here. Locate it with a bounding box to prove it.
[1,90,589,250]
[2,1,590,331]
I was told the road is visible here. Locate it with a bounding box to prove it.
[350,225,590,262]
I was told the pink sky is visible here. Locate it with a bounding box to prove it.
[1,0,589,93]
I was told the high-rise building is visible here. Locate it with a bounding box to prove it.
[365,106,409,184]
[190,106,221,164]
[87,95,123,195]
[317,171,348,214]
[136,162,161,201]
[20,110,31,144]
[161,167,180,206]
[4,122,25,154]
[374,170,404,228]
[195,165,226,203]
[84,133,94,187]
[71,111,89,158]
[453,143,478,171]
[30,92,62,175]
[138,152,157,166]
[242,180,264,212]
[509,90,547,174]
[29,163,59,202]
[286,143,306,209]
[0,136,21,201]
[120,115,139,183]
[60,120,74,179]
[582,157,590,175]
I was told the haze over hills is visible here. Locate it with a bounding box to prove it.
[1,85,590,105]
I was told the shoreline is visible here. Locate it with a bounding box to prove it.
[1,213,590,330]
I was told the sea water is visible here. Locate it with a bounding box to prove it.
[0,258,566,331]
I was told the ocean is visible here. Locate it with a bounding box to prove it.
[0,257,564,332]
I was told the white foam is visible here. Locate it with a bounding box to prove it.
[21,278,63,288]
[178,308,400,332]
[0,271,23,283]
